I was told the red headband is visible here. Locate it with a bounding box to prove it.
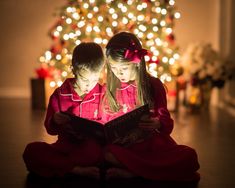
[124,48,148,63]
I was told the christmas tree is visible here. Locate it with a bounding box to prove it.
[37,0,181,88]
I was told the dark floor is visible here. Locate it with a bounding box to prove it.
[0,98,235,188]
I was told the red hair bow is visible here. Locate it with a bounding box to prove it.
[124,48,148,63]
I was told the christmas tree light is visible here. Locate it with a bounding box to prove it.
[37,0,181,88]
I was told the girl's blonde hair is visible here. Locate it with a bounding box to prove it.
[105,32,154,112]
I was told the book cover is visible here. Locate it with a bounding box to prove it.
[62,104,151,145]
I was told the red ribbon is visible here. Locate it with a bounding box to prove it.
[124,48,148,63]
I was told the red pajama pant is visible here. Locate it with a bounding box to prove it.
[23,139,103,177]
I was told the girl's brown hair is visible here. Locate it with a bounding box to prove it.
[105,32,154,112]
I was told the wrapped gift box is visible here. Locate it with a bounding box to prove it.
[30,78,54,109]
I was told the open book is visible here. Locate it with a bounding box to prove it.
[62,104,151,145]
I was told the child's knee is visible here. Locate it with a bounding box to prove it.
[23,142,49,163]
[104,151,122,166]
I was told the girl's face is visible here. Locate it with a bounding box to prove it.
[75,68,101,94]
[109,58,137,83]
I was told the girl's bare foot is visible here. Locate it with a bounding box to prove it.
[106,167,136,179]
[71,166,100,179]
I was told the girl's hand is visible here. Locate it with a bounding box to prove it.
[138,114,161,132]
[53,112,71,125]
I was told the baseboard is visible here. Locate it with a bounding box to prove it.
[0,87,30,98]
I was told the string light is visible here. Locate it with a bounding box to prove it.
[56,26,62,31]
[93,6,99,12]
[98,16,103,22]
[87,13,93,19]
[72,12,80,20]
[175,12,181,19]
[63,34,69,40]
[38,0,180,83]
[83,3,89,9]
[65,18,72,24]
[50,81,56,88]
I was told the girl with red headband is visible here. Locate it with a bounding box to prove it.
[102,32,200,181]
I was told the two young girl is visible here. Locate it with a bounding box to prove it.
[23,32,200,181]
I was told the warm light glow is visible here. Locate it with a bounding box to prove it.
[137,5,143,11]
[155,38,162,46]
[63,34,69,40]
[175,12,181,19]
[173,53,180,59]
[66,7,73,13]
[72,13,80,20]
[53,31,60,37]
[144,56,150,61]
[166,28,172,34]
[121,6,127,12]
[169,0,175,6]
[94,38,102,44]
[147,33,154,39]
[152,56,157,61]
[139,24,146,32]
[56,26,62,31]
[122,17,128,24]
[57,81,63,87]
[142,2,147,8]
[66,18,72,24]
[50,81,56,88]
[77,21,85,28]
[162,57,168,63]
[93,26,100,32]
[127,0,133,5]
[153,50,159,56]
[155,7,161,13]
[109,8,115,14]
[38,0,180,83]
[153,26,158,32]
[112,13,118,19]
[112,21,118,27]
[118,3,123,9]
[83,3,89,9]
[76,30,81,36]
[86,26,92,32]
[93,6,99,12]
[137,32,144,38]
[98,16,104,22]
[128,13,134,19]
[69,32,75,39]
[62,71,68,77]
[169,58,175,65]
[160,20,166,26]
[152,18,158,24]
[137,15,145,21]
[87,13,93,19]
[161,8,167,15]
[39,56,45,62]
[102,39,108,44]
[56,54,62,60]
[75,40,81,45]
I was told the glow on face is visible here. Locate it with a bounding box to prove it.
[109,58,137,83]
[75,68,101,94]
